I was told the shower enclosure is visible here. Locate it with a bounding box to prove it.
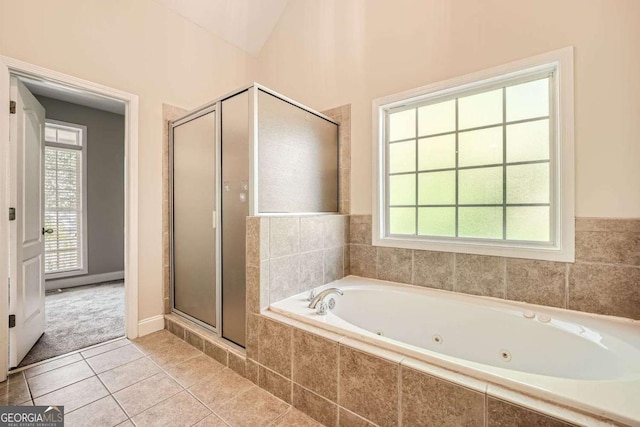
[170,84,339,346]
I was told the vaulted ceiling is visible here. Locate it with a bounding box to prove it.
[154,0,288,56]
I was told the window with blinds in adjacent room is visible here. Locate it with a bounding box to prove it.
[44,121,87,277]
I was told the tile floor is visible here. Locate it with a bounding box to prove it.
[1,330,322,427]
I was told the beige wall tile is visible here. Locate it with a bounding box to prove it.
[185,329,204,351]
[301,216,325,253]
[292,329,339,402]
[350,245,377,278]
[506,259,566,308]
[246,217,261,267]
[246,359,259,384]
[228,351,246,377]
[260,260,270,309]
[269,255,301,303]
[324,247,345,283]
[260,217,270,260]
[245,314,260,361]
[259,317,292,378]
[401,367,484,427]
[569,264,640,319]
[413,251,454,291]
[377,247,412,284]
[338,408,376,427]
[325,215,347,248]
[344,245,351,276]
[575,231,640,266]
[293,384,338,427]
[487,397,574,427]
[350,215,372,245]
[259,366,292,403]
[339,346,398,427]
[575,218,640,233]
[166,318,185,339]
[204,341,228,366]
[300,251,324,290]
[271,217,300,257]
[246,265,260,314]
[456,254,505,298]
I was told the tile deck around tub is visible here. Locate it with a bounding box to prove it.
[2,331,321,427]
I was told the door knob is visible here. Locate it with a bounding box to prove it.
[42,228,54,235]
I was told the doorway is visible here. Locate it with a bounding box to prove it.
[0,56,139,380]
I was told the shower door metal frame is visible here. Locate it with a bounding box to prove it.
[169,103,222,332]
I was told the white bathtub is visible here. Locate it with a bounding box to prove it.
[270,276,640,426]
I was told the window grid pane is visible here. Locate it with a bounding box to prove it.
[387,76,552,242]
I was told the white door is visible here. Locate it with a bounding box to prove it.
[8,77,46,367]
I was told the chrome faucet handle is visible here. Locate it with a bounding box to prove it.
[316,300,329,315]
[306,289,316,302]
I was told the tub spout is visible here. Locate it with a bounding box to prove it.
[308,288,343,309]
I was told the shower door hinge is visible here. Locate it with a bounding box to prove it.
[9,207,16,221]
[9,100,16,114]
[9,314,15,328]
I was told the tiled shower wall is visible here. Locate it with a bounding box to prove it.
[350,215,640,320]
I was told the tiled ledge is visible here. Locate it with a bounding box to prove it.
[252,310,623,427]
[163,314,247,378]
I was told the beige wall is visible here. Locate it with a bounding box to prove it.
[256,0,640,218]
[0,0,256,321]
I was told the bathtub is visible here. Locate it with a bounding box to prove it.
[270,276,640,426]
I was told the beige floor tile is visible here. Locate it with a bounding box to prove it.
[115,421,134,427]
[132,391,210,427]
[85,345,145,374]
[98,357,161,393]
[215,387,289,427]
[132,330,182,355]
[163,354,226,388]
[272,408,323,427]
[113,372,182,417]
[34,376,108,412]
[27,360,94,398]
[81,339,129,359]
[25,353,83,378]
[194,414,229,427]
[18,400,34,406]
[147,340,201,367]
[188,368,254,410]
[0,372,31,405]
[64,396,127,427]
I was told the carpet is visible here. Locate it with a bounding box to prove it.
[18,281,125,367]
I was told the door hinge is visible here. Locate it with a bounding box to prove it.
[9,314,15,328]
[9,100,16,114]
[9,207,16,221]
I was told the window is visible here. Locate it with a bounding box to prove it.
[44,120,88,277]
[373,48,574,261]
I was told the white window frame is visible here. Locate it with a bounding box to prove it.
[44,119,89,279]
[372,47,574,262]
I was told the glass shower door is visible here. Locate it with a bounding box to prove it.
[171,109,217,328]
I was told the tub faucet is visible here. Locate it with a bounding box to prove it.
[308,288,343,310]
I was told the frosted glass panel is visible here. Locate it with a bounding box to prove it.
[258,90,338,213]
[418,207,455,236]
[389,174,415,205]
[459,127,503,167]
[418,171,455,205]
[172,111,216,327]
[418,100,455,136]
[507,163,549,204]
[459,167,503,204]
[389,140,416,173]
[390,207,415,235]
[459,207,503,239]
[389,109,416,141]
[507,207,550,241]
[506,78,549,122]
[418,135,455,171]
[507,119,549,163]
[458,89,502,130]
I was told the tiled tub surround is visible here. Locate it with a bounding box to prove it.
[271,277,640,426]
[350,215,640,320]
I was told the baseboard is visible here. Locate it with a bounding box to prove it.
[45,270,124,290]
[138,315,165,337]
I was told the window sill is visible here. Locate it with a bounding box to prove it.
[45,268,88,281]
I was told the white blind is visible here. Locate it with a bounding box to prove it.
[44,123,84,274]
